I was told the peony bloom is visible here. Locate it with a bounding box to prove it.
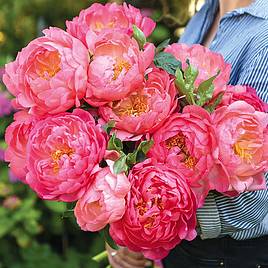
[99,68,177,140]
[3,27,89,116]
[210,101,268,194]
[74,165,130,232]
[25,109,107,202]
[219,85,268,112]
[66,2,156,46]
[85,32,155,107]
[5,111,36,182]
[165,44,231,96]
[148,105,218,206]
[110,159,197,260]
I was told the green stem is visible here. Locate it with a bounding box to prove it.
[92,250,108,263]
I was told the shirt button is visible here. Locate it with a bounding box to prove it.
[219,260,224,267]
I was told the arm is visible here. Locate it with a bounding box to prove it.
[197,47,268,239]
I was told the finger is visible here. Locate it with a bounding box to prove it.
[120,247,146,260]
[118,251,148,267]
[111,253,146,268]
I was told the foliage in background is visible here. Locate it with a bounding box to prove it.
[0,0,203,267]
[0,0,204,64]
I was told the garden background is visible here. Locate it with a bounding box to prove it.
[0,1,203,267]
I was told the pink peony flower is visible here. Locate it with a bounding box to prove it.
[148,105,218,206]
[3,27,89,115]
[165,44,231,96]
[74,165,130,232]
[85,32,155,107]
[210,101,268,194]
[25,109,107,202]
[5,111,36,182]
[99,68,177,140]
[110,159,197,260]
[66,3,156,46]
[219,85,268,112]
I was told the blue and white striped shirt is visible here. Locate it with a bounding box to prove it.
[180,0,268,240]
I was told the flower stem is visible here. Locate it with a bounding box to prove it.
[92,250,108,263]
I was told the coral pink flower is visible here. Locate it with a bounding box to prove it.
[110,159,197,260]
[66,3,155,46]
[165,44,231,96]
[85,32,155,107]
[99,68,177,140]
[148,105,218,206]
[74,165,130,232]
[210,101,268,194]
[219,85,268,112]
[5,111,36,182]
[25,109,107,202]
[3,27,89,115]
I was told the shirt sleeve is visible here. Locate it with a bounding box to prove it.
[197,47,268,240]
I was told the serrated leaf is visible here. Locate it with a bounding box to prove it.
[196,72,219,106]
[184,61,199,87]
[102,121,115,135]
[133,25,146,50]
[100,225,119,250]
[155,38,170,54]
[175,67,196,105]
[154,52,182,76]
[113,154,128,174]
[107,133,123,152]
[204,92,225,113]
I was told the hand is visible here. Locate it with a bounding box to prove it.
[106,243,152,268]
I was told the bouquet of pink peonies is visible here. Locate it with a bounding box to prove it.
[3,1,268,264]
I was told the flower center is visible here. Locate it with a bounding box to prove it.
[165,133,197,169]
[233,141,253,162]
[51,147,74,173]
[112,94,148,117]
[94,21,115,31]
[112,60,131,80]
[35,50,61,80]
[135,195,164,229]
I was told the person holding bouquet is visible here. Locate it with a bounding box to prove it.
[107,0,268,267]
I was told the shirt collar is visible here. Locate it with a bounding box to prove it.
[206,0,268,20]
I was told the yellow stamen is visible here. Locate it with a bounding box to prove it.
[165,133,197,169]
[35,50,61,80]
[233,142,253,162]
[113,94,148,117]
[112,60,131,80]
[51,147,74,173]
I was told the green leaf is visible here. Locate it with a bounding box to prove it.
[155,38,170,54]
[184,60,199,87]
[133,25,146,50]
[113,154,128,174]
[107,134,123,152]
[103,121,115,135]
[175,66,196,105]
[204,92,225,113]
[44,201,67,213]
[126,140,154,167]
[61,209,74,219]
[196,72,220,106]
[154,52,182,76]
[99,225,119,250]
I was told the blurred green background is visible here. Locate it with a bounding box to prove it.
[0,1,203,267]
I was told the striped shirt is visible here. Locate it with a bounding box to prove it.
[180,0,268,240]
